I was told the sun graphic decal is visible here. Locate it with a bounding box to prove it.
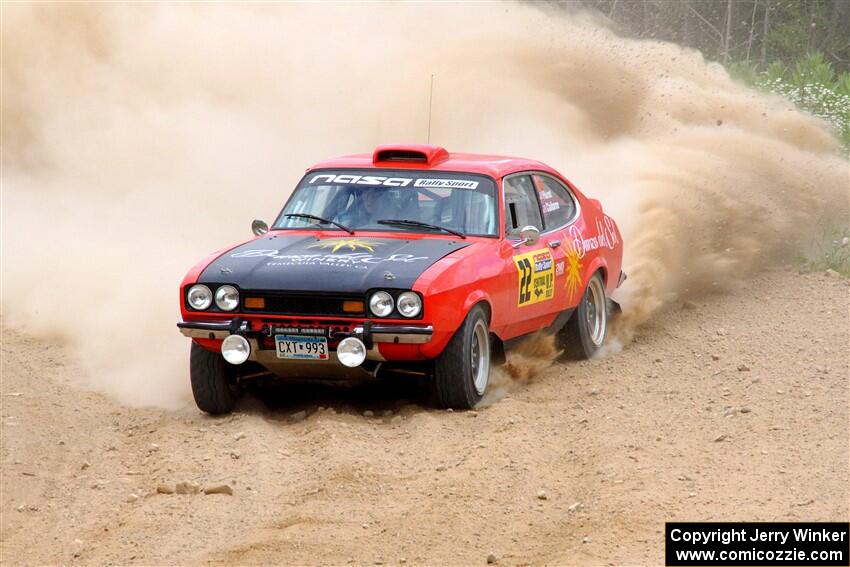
[308,239,380,253]
[564,246,583,301]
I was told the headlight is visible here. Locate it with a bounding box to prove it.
[396,291,422,318]
[369,291,394,317]
[187,284,212,310]
[215,285,239,311]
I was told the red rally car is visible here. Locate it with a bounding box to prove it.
[178,144,625,413]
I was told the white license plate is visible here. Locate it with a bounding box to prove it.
[275,335,328,360]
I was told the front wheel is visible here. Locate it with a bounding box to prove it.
[558,272,608,359]
[434,305,491,409]
[190,342,241,414]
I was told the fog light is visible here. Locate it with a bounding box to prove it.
[337,337,366,367]
[221,335,250,365]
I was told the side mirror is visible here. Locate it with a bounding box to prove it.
[251,219,269,236]
[513,225,541,248]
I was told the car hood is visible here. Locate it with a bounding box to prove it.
[198,233,471,293]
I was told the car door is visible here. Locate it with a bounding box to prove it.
[530,173,580,310]
[500,173,562,338]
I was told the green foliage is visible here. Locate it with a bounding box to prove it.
[762,1,849,69]
[731,50,850,274]
[762,61,789,83]
[793,52,836,86]
[763,1,807,63]
[740,52,850,153]
[837,74,850,98]
[799,223,850,278]
[575,0,850,72]
[728,61,760,84]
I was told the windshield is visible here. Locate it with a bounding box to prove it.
[273,169,498,236]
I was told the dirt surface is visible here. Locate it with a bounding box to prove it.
[2,269,848,566]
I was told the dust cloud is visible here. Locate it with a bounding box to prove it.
[2,3,847,408]
[481,333,558,407]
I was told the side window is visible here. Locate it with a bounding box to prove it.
[533,174,577,229]
[503,175,543,238]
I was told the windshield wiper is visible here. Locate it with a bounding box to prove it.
[283,213,353,234]
[377,219,466,239]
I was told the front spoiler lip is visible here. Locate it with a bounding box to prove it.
[176,319,433,344]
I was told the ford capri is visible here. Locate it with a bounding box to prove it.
[178,144,624,413]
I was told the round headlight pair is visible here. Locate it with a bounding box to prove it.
[368,291,421,318]
[187,284,239,311]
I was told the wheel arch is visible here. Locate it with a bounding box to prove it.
[583,257,610,292]
[462,290,493,321]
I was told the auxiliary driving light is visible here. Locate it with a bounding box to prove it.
[221,335,250,365]
[337,337,366,367]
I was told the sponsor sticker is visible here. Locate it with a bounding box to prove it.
[308,239,380,253]
[269,326,327,337]
[230,249,428,270]
[513,249,555,306]
[307,174,479,190]
[541,200,561,213]
[414,178,479,190]
[568,215,620,259]
[308,174,413,187]
[564,245,583,301]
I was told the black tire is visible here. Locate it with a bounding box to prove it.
[434,305,491,409]
[558,272,608,360]
[190,342,240,414]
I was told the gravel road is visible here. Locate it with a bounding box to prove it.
[2,269,847,566]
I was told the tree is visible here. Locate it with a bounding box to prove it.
[561,0,850,71]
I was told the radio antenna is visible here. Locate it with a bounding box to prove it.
[426,74,434,144]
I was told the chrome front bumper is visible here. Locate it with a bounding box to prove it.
[178,319,432,366]
[177,320,234,339]
[364,325,434,344]
[177,320,433,344]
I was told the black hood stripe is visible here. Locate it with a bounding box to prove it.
[199,235,469,293]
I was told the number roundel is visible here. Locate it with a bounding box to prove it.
[513,249,555,307]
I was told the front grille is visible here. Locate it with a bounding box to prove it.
[241,292,365,317]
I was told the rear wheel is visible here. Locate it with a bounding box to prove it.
[558,273,608,359]
[434,305,490,409]
[190,342,240,414]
